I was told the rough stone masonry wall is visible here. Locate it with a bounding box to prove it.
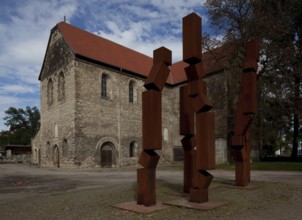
[38,30,77,168]
[73,60,181,168]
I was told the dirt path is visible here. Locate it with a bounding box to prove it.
[0,164,301,219]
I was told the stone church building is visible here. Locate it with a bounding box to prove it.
[32,21,249,168]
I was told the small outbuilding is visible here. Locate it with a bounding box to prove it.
[5,145,32,163]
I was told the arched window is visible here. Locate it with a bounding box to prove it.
[129,81,134,103]
[164,128,169,141]
[101,74,107,98]
[62,139,68,157]
[47,79,53,106]
[58,72,65,101]
[129,141,137,158]
[54,123,58,138]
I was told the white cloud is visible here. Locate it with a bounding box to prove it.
[0,0,208,130]
[84,0,207,62]
[0,0,78,130]
[0,84,36,95]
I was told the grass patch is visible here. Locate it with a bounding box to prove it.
[216,162,302,171]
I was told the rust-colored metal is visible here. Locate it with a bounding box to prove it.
[144,62,170,91]
[242,72,257,115]
[244,39,260,72]
[180,85,194,136]
[183,13,202,65]
[180,12,215,203]
[137,168,156,206]
[138,150,160,169]
[183,149,196,193]
[142,90,162,150]
[190,170,214,203]
[230,40,259,187]
[195,112,215,170]
[191,93,212,113]
[138,46,172,206]
[153,46,172,65]
[234,134,251,186]
[185,63,204,81]
[188,78,207,97]
[181,135,195,151]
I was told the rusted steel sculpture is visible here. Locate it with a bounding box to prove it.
[230,40,259,187]
[137,47,172,206]
[180,13,215,203]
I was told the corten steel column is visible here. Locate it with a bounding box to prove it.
[181,12,216,203]
[230,40,259,187]
[137,47,172,206]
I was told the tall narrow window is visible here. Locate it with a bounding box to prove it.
[58,72,65,101]
[129,81,134,103]
[129,141,137,157]
[47,78,53,106]
[101,74,107,98]
[54,123,58,138]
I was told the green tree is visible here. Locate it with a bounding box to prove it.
[3,106,40,145]
[203,0,302,158]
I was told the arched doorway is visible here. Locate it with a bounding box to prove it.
[101,142,114,168]
[53,145,60,167]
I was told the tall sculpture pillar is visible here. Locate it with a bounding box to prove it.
[230,40,259,187]
[181,12,215,203]
[137,47,172,206]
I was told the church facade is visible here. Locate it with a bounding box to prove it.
[31,22,245,168]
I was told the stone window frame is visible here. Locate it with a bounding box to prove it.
[47,78,54,106]
[163,128,169,141]
[127,79,137,104]
[57,71,65,101]
[62,139,68,158]
[101,74,108,99]
[54,123,58,138]
[101,72,113,100]
[129,80,134,103]
[129,141,138,158]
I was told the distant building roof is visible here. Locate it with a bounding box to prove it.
[40,22,232,85]
[5,145,31,153]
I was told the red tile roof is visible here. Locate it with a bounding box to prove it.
[42,22,230,85]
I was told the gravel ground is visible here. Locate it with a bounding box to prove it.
[0,163,301,220]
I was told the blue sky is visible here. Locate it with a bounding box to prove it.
[0,0,210,131]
